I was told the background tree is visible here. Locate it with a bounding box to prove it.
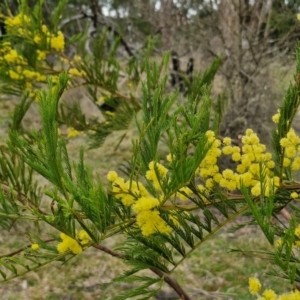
[81,0,300,143]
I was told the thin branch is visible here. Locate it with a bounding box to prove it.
[92,244,124,258]
[95,15,134,57]
[150,268,192,300]
[0,238,55,259]
[59,13,86,28]
[92,244,192,300]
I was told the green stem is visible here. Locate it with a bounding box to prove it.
[92,244,192,300]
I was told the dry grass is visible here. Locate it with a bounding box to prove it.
[0,224,291,300]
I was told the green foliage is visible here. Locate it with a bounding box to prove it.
[0,0,142,149]
[3,1,300,299]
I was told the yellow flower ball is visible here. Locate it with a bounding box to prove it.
[266,160,275,169]
[280,138,290,147]
[133,197,160,213]
[249,133,259,144]
[292,158,300,171]
[245,129,254,136]
[283,158,291,167]
[232,152,241,162]
[76,230,91,246]
[272,113,280,123]
[205,130,215,139]
[236,164,246,174]
[285,146,297,158]
[107,171,118,182]
[205,178,214,189]
[222,145,233,155]
[262,289,277,300]
[222,169,234,180]
[213,173,222,183]
[295,225,300,238]
[223,137,231,145]
[31,243,39,250]
[248,277,262,295]
[232,146,241,153]
[251,184,261,196]
[291,192,298,199]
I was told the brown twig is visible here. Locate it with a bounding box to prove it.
[0,238,55,259]
[92,244,123,258]
[92,244,191,299]
[150,268,192,300]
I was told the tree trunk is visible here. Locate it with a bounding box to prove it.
[159,0,174,50]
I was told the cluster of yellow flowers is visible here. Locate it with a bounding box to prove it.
[7,66,46,82]
[197,129,279,197]
[67,127,81,139]
[0,12,86,100]
[243,118,300,299]
[249,277,300,300]
[107,164,173,236]
[2,47,26,64]
[57,230,91,255]
[4,14,65,51]
[276,224,300,249]
[280,129,300,170]
[272,110,280,124]
[106,123,300,236]
[68,67,86,78]
[271,109,300,172]
[4,13,30,32]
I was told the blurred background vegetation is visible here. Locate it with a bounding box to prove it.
[3,0,300,143]
[1,0,300,299]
